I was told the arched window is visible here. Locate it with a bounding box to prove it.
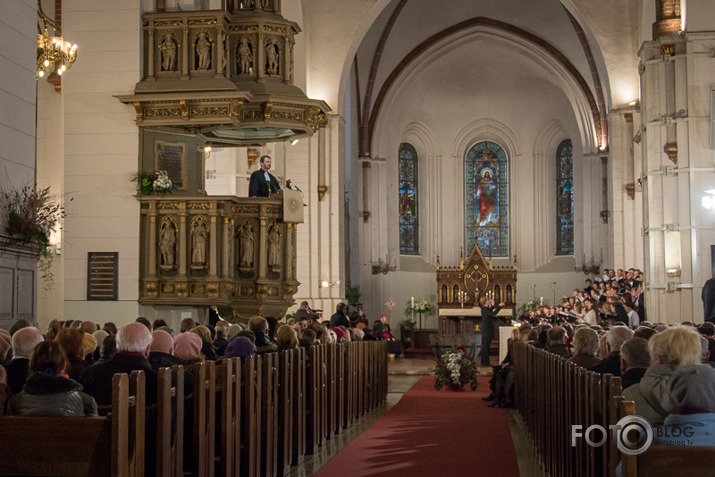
[556,139,574,255]
[399,143,419,255]
[465,141,509,257]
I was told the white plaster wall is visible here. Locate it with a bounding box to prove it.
[0,0,36,191]
[60,0,143,325]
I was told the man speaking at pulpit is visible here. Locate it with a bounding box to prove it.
[249,155,281,197]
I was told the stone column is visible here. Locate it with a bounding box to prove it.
[147,28,155,80]
[222,217,231,278]
[209,215,218,279]
[258,218,267,279]
[257,32,264,82]
[181,22,189,79]
[214,28,224,78]
[148,213,157,277]
[284,223,293,280]
[179,212,187,276]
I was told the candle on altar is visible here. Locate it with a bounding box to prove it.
[540,296,544,306]
[411,296,415,308]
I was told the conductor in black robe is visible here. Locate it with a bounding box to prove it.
[248,155,281,197]
[480,295,504,367]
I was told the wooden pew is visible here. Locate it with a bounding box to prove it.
[635,445,715,476]
[277,349,295,475]
[189,361,216,477]
[241,354,261,477]
[0,372,145,477]
[216,358,241,477]
[156,365,185,477]
[291,347,306,465]
[261,352,279,477]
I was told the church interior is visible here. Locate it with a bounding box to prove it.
[1,0,715,475]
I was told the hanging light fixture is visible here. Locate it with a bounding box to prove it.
[36,0,77,80]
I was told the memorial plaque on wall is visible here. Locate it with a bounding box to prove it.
[87,252,118,300]
[155,140,188,190]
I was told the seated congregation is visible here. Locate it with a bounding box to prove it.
[0,307,388,476]
[503,273,715,476]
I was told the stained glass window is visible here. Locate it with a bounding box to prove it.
[465,141,509,257]
[556,139,574,255]
[399,143,418,255]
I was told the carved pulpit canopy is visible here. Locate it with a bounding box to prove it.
[437,245,517,309]
[116,4,329,146]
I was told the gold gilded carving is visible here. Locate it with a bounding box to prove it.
[150,216,156,223]
[267,287,279,296]
[192,284,206,294]
[223,217,229,223]
[262,102,273,119]
[210,216,217,224]
[661,44,675,56]
[190,106,230,117]
[145,108,182,118]
[317,185,328,201]
[664,142,678,163]
[146,282,158,297]
[180,100,189,118]
[305,106,326,131]
[154,20,183,27]
[232,205,260,214]
[265,206,281,215]
[187,202,211,209]
[260,219,267,227]
[207,282,219,298]
[176,282,188,297]
[181,216,186,223]
[158,201,183,209]
[133,102,143,120]
[189,19,217,26]
[241,287,254,296]
[162,284,175,293]
[229,99,245,118]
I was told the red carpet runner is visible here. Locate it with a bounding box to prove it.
[314,375,520,476]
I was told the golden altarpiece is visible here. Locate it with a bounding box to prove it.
[118,1,328,320]
[436,245,517,336]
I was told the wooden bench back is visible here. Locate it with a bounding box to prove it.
[0,371,144,477]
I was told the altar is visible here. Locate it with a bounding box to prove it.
[433,245,517,357]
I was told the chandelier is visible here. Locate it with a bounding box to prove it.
[37,0,77,79]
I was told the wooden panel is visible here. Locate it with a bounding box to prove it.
[87,252,119,300]
[241,355,258,477]
[15,268,34,319]
[0,266,14,321]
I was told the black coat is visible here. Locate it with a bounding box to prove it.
[79,352,158,406]
[591,353,622,376]
[703,278,715,323]
[329,312,350,329]
[248,169,280,197]
[8,372,97,417]
[480,305,502,339]
[148,351,182,372]
[5,357,29,396]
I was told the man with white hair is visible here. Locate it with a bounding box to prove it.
[591,325,634,376]
[79,322,157,406]
[6,327,44,395]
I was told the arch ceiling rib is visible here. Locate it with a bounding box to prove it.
[362,17,602,157]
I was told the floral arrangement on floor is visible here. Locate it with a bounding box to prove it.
[404,296,435,318]
[432,347,479,391]
[131,170,175,196]
[1,182,66,289]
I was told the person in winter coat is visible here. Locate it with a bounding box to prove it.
[8,341,97,416]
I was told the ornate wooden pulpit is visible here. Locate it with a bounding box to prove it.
[436,245,517,338]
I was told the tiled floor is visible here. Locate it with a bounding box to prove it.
[287,357,547,476]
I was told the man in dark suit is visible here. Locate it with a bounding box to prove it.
[480,295,504,367]
[248,155,281,197]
